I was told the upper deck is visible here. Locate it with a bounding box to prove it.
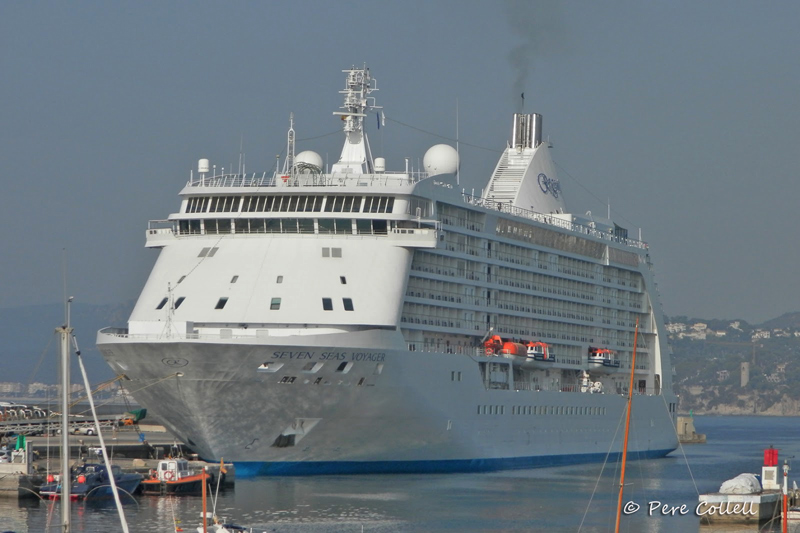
[163,169,648,254]
[184,169,429,190]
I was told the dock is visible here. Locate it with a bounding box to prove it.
[1,423,235,497]
[0,443,43,499]
[698,449,793,524]
[697,490,781,524]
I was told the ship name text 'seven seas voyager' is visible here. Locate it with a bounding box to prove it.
[269,351,387,362]
[97,66,679,476]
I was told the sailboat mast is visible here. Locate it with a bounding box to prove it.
[58,297,74,531]
[614,318,639,533]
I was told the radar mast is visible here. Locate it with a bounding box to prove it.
[331,66,381,176]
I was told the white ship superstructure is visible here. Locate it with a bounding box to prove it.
[98,66,678,475]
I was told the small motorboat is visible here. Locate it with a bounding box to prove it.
[40,463,142,500]
[142,458,212,494]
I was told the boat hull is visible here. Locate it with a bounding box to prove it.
[141,474,208,494]
[98,329,679,476]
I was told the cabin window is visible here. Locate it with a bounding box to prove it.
[282,219,299,233]
[298,219,314,233]
[257,362,283,373]
[322,298,333,311]
[246,219,265,233]
[318,219,335,234]
[234,219,249,233]
[331,247,342,258]
[322,247,330,257]
[356,219,372,234]
[342,196,357,212]
[276,276,283,283]
[215,297,228,310]
[343,298,354,311]
[302,362,323,373]
[156,298,168,310]
[372,220,388,235]
[340,276,347,284]
[270,298,281,310]
[230,275,239,283]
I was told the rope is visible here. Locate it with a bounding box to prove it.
[297,129,341,142]
[660,393,700,497]
[553,160,642,234]
[72,373,182,418]
[577,404,627,531]
[384,117,502,153]
[25,333,55,387]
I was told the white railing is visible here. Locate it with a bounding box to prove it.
[188,171,429,189]
[463,194,648,250]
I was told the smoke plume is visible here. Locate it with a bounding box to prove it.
[504,0,565,111]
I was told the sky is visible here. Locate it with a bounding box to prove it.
[1,1,799,324]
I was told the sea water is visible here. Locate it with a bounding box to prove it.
[2,416,799,533]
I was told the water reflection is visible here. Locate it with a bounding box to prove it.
[3,416,800,532]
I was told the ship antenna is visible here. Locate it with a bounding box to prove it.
[281,113,296,181]
[456,98,460,186]
[62,248,68,326]
[238,134,244,176]
[331,66,381,175]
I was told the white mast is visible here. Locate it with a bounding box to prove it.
[57,296,74,532]
[282,112,296,181]
[331,66,381,175]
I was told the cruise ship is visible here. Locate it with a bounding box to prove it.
[97,66,679,476]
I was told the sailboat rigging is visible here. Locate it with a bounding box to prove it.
[614,318,640,533]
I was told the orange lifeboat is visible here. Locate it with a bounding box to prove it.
[500,342,527,357]
[588,347,620,371]
[525,341,552,361]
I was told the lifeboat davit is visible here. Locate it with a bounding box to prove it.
[483,335,503,356]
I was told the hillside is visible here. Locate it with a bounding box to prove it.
[669,314,800,415]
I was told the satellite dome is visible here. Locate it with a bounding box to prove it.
[295,150,323,172]
[423,144,459,176]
